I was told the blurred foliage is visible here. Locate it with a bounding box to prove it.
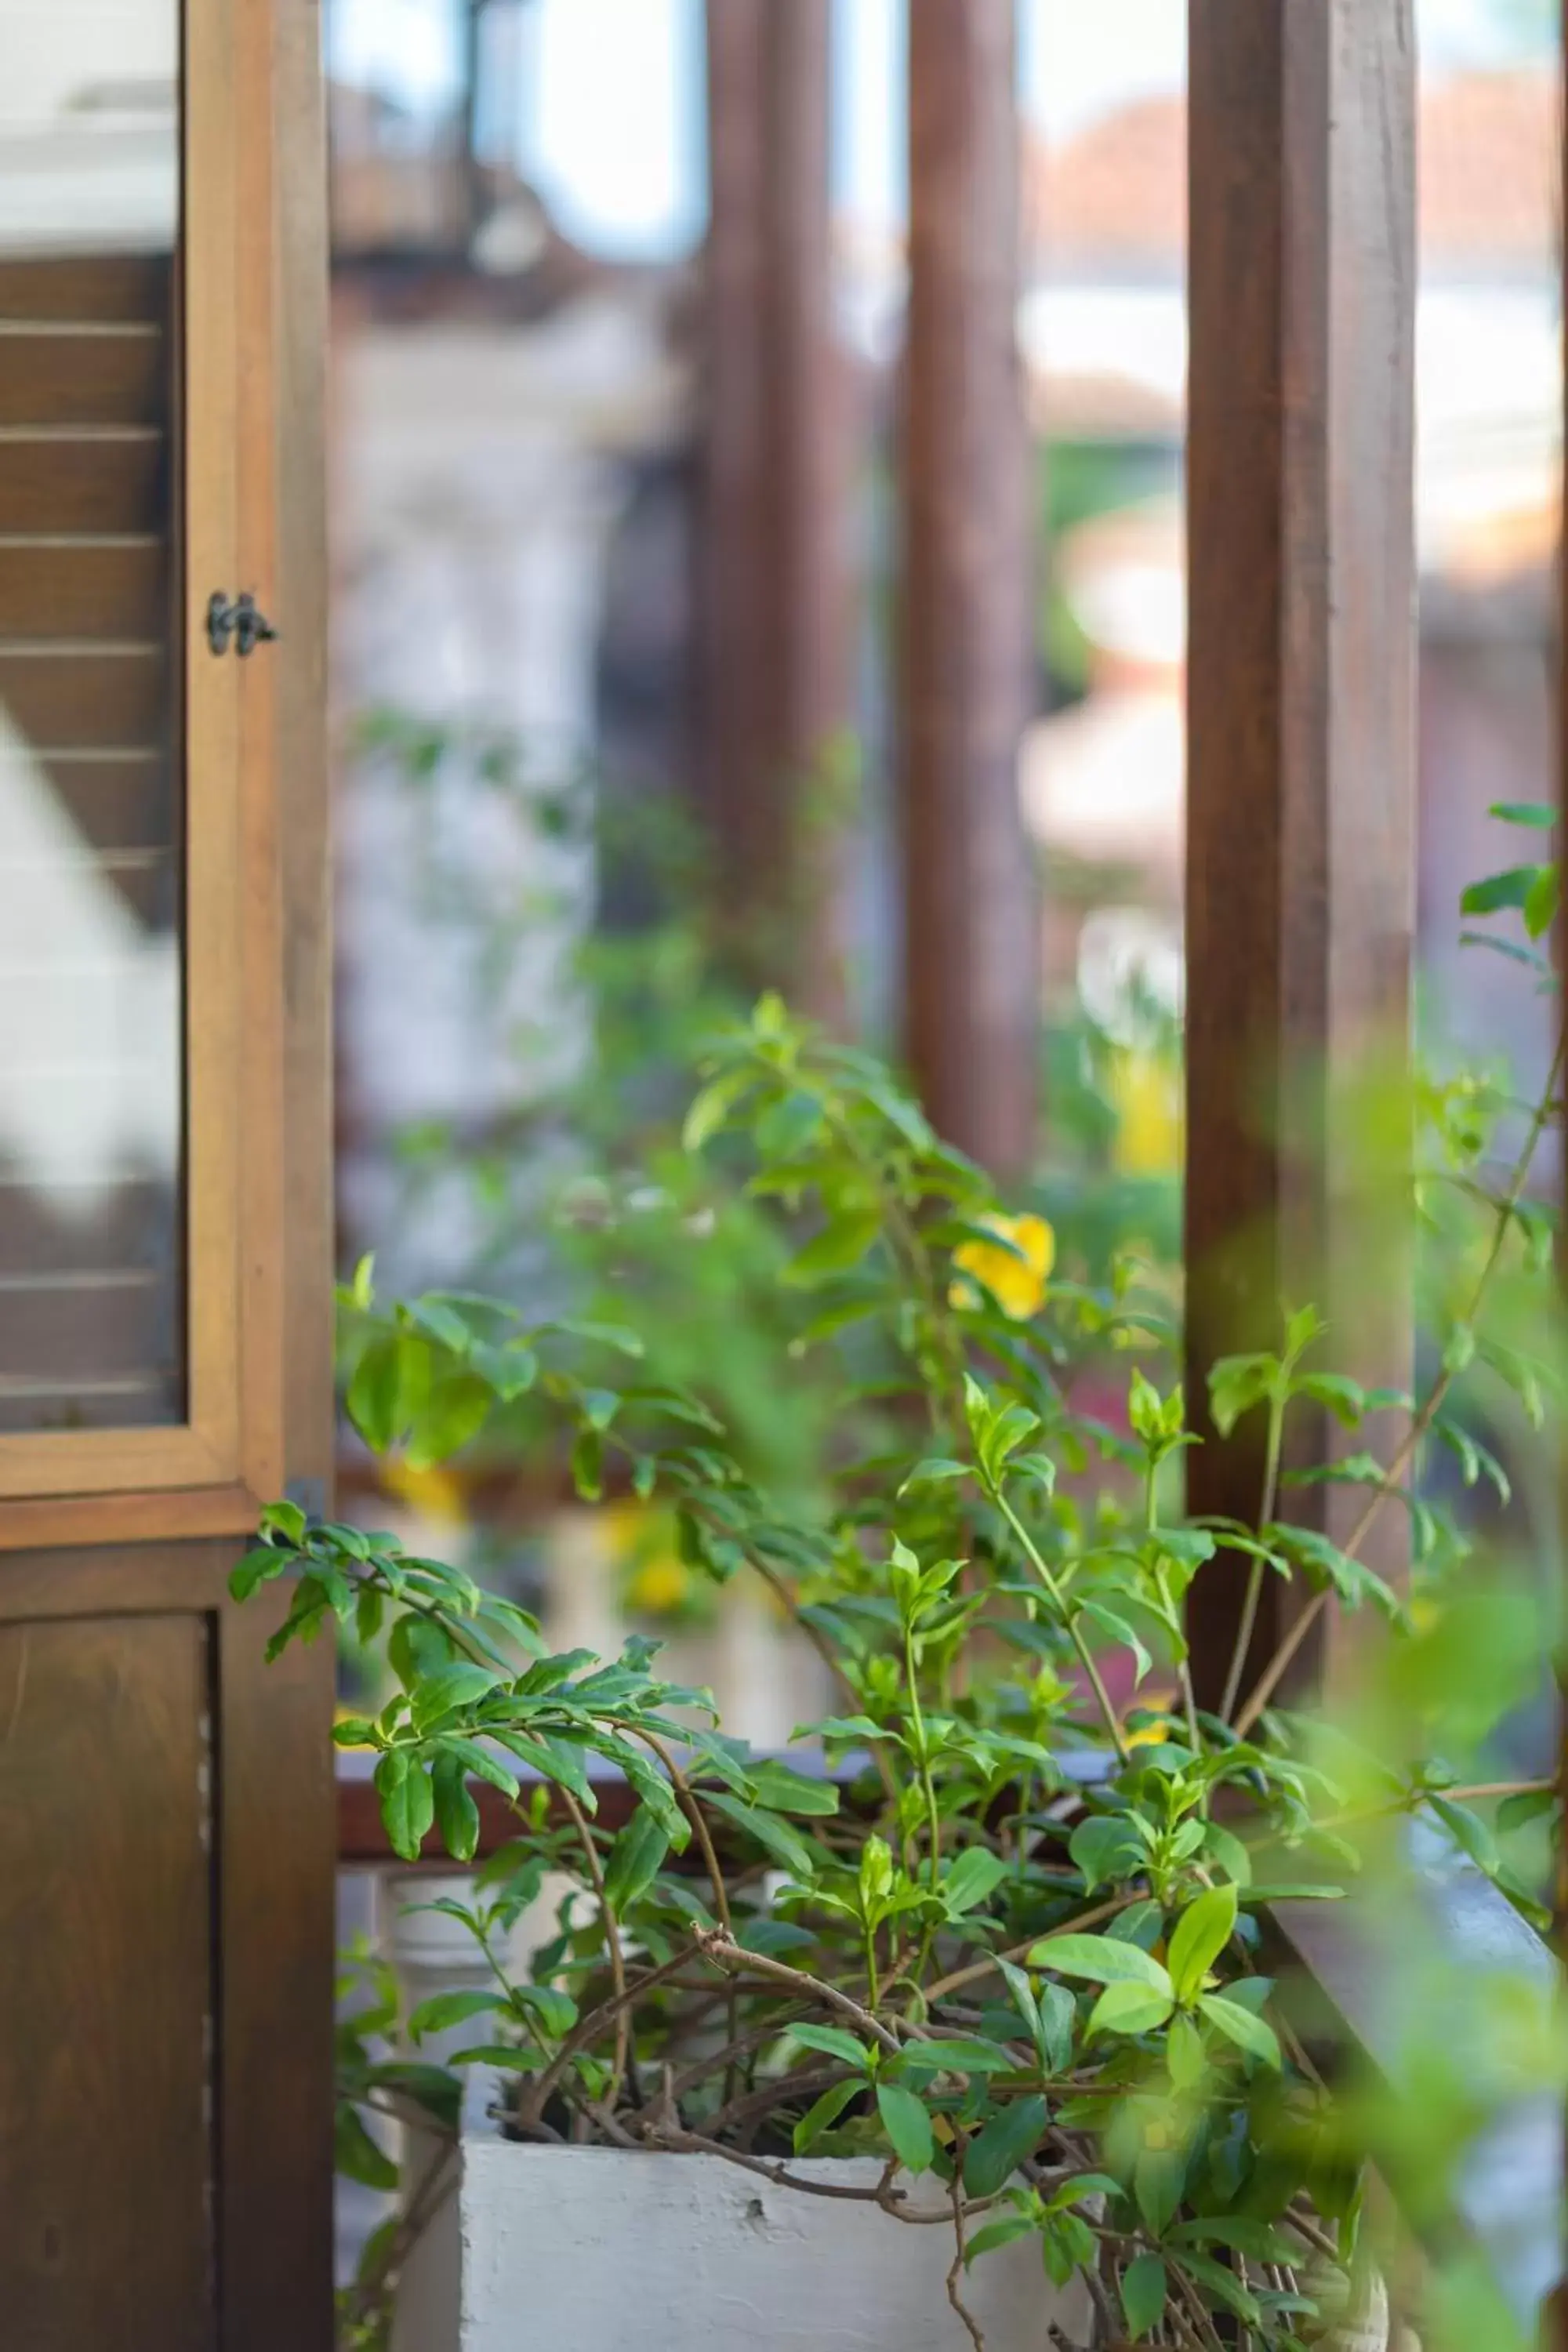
[261,800,1565,2350]
[1035,438,1181,706]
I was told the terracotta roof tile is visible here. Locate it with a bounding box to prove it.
[1029,68,1560,274]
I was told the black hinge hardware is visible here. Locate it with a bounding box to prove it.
[206,591,279,658]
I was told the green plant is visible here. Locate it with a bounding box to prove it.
[254,818,1563,2350]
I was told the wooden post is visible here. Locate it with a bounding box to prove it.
[901,0,1036,1180]
[699,0,849,1015]
[1184,2,1418,1713]
[1554,18,1568,2349]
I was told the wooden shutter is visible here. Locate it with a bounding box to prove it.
[0,2,334,2346]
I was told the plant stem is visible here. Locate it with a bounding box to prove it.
[517,1943,702,2131]
[1233,1028,1568,1738]
[923,1893,1128,2005]
[993,1488,1131,1767]
[695,1926,907,2058]
[903,1624,943,1893]
[1147,1459,1203,1761]
[557,1784,630,2098]
[945,2143,987,2351]
[1218,1386,1285,1723]
[637,1731,734,1937]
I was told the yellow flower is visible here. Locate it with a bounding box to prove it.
[1123,1697,1179,1747]
[381,1456,467,1531]
[1109,1049,1183,1178]
[949,1213,1056,1320]
[626,1555,693,1616]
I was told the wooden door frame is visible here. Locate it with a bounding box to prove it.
[0,0,321,1532]
[0,0,336,2339]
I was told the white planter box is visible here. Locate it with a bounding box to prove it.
[394,2140,1092,2352]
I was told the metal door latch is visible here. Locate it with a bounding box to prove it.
[206,591,278,657]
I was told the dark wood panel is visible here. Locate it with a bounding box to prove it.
[0,1614,214,2352]
[0,646,166,747]
[0,434,165,534]
[1184,0,1417,1711]
[0,329,167,428]
[220,1596,336,2352]
[0,255,172,325]
[0,539,168,637]
[0,1541,234,1617]
[901,0,1036,1181]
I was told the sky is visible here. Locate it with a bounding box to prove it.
[329,0,1556,263]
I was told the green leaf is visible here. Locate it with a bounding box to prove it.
[570,1425,604,1501]
[432,1755,481,1862]
[793,2078,861,2155]
[548,1317,644,1359]
[702,1790,816,1878]
[789,2024,871,2072]
[1203,1821,1254,1889]
[1069,1813,1148,1893]
[405,1368,493,1468]
[1207,1352,1276,1438]
[1031,1934,1173,1995]
[1428,1794,1500,1875]
[1080,1602,1152,1687]
[1034,1980,1076,2074]
[1525,863,1561,940]
[1461,864,1542,917]
[1498,1788,1557,1834]
[230,1544,290,1602]
[1088,1980,1174,2038]
[603,1810,671,1911]
[376,1751,434,1861]
[1166,2012,1207,2093]
[942,1846,1011,1919]
[746,1761,841,1818]
[962,2095,1050,2199]
[409,1665,503,1735]
[1490,800,1555,829]
[1178,2251,1261,2326]
[683,1066,756,1152]
[1167,1883,1238,2006]
[1197,1994,1282,2069]
[335,2101,398,2192]
[1134,2146,1184,2239]
[1122,2252,1168,2341]
[408,1989,506,2044]
[782,1211,883,1285]
[877,2082,935,2174]
[346,1332,431,1456]
[964,2214,1038,2264]
[1267,1524,1400,1618]
[897,2038,1021,2080]
[1170,2216,1303,2264]
[510,1984,578,2039]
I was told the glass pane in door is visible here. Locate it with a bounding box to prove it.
[0,0,183,1431]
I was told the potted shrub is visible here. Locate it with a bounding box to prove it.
[248,849,1561,2351]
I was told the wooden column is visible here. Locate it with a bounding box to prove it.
[901,0,1036,1180]
[1554,23,1568,2351]
[1184,2,1418,1712]
[699,0,848,1014]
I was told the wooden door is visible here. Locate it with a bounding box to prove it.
[0,0,333,2344]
